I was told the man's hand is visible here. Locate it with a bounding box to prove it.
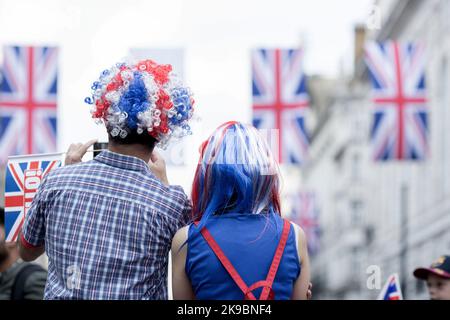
[307,282,312,300]
[18,232,45,262]
[148,151,169,186]
[65,139,98,165]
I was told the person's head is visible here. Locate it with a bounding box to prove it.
[0,207,18,266]
[85,59,195,152]
[414,255,450,300]
[191,121,281,226]
[0,207,6,263]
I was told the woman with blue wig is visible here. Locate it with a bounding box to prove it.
[171,121,310,300]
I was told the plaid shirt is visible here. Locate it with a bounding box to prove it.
[21,150,191,300]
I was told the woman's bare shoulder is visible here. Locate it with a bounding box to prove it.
[172,225,190,251]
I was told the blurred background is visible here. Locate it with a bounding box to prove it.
[0,0,449,299]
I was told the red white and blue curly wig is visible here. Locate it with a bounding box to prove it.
[84,59,194,149]
[191,121,281,227]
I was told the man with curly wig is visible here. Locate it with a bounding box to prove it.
[18,59,195,300]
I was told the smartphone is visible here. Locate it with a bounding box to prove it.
[93,142,108,158]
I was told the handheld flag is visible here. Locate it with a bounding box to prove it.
[4,152,62,242]
[378,273,403,300]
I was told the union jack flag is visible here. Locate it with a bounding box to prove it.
[4,153,61,242]
[0,46,58,163]
[288,191,320,255]
[252,49,309,164]
[378,274,403,300]
[365,41,428,161]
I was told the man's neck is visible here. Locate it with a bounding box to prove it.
[108,143,153,163]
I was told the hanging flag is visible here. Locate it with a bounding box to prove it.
[0,46,58,163]
[364,41,428,161]
[288,191,320,255]
[4,152,62,242]
[378,273,403,300]
[252,49,309,164]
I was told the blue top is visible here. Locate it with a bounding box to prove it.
[186,212,301,300]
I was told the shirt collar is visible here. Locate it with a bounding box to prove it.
[94,150,150,173]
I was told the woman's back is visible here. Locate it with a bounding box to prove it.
[186,212,301,300]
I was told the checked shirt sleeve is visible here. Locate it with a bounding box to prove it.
[168,185,193,234]
[21,175,50,248]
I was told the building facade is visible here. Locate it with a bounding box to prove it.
[305,0,450,299]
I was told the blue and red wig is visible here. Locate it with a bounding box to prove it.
[191,121,281,228]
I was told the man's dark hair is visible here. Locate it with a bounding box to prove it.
[108,130,158,151]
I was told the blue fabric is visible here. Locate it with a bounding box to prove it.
[186,212,301,300]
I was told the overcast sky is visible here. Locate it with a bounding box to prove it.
[0,0,373,189]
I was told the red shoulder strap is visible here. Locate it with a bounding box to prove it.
[194,221,257,300]
[195,219,291,300]
[260,219,291,300]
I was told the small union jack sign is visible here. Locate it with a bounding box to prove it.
[4,153,62,242]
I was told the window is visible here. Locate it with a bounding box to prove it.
[350,199,363,226]
[351,153,361,181]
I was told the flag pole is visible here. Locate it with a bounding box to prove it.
[399,182,409,298]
